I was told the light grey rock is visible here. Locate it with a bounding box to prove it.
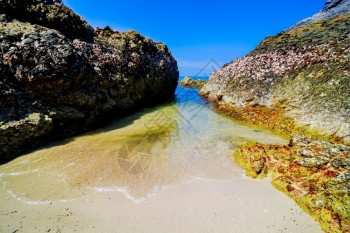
[200,0,350,143]
[293,0,350,28]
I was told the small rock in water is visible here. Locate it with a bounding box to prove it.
[179,76,207,89]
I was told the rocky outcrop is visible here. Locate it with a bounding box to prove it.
[293,0,350,28]
[200,0,350,144]
[0,0,94,40]
[233,136,350,233]
[200,1,349,232]
[179,76,206,88]
[0,0,179,160]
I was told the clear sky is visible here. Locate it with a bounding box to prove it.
[64,0,325,76]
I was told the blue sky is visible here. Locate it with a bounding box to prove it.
[64,0,325,76]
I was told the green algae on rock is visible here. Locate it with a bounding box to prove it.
[0,0,179,160]
[233,137,350,233]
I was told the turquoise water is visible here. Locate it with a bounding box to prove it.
[0,84,288,203]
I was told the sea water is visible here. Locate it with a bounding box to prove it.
[0,82,288,204]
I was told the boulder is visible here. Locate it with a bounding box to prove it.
[0,1,179,160]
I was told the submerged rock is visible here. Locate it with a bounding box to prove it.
[179,76,207,88]
[0,0,179,160]
[200,0,350,144]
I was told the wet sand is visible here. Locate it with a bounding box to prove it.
[0,174,322,233]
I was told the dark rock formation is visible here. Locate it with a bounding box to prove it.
[200,0,350,144]
[179,76,206,88]
[0,0,179,160]
[0,0,94,40]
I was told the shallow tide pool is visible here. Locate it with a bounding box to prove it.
[0,86,289,204]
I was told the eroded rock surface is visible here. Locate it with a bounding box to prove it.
[200,0,350,143]
[0,0,179,160]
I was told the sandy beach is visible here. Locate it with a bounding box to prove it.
[0,173,323,233]
[0,94,324,233]
[1,1,348,232]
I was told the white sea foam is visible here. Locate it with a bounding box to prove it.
[20,159,30,164]
[0,173,5,183]
[92,185,161,204]
[0,173,9,187]
[7,188,52,205]
[66,162,76,167]
[92,177,238,204]
[6,188,78,205]
[6,169,39,176]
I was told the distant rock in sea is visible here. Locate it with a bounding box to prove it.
[179,76,207,88]
[0,0,179,160]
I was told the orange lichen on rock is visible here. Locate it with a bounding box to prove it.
[233,136,350,233]
[218,104,298,137]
